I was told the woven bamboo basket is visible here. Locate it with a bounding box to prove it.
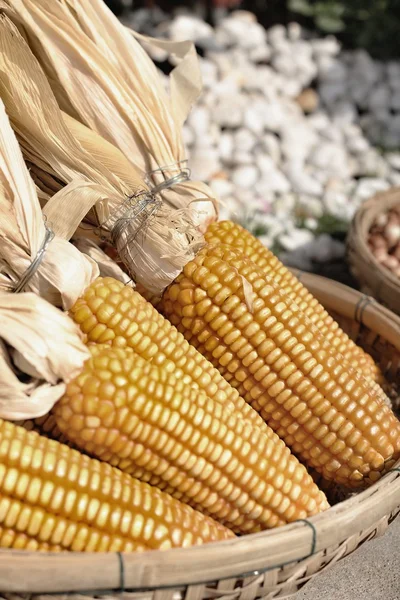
[1,273,399,600]
[347,187,400,314]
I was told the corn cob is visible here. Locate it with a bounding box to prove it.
[70,277,268,433]
[136,282,163,309]
[0,419,233,552]
[309,468,351,506]
[162,243,400,486]
[53,344,329,533]
[205,221,381,383]
[16,414,75,447]
[0,523,62,552]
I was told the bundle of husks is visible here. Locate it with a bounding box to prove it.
[0,2,397,555]
[3,0,217,232]
[0,94,90,419]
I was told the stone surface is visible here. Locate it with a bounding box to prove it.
[209,177,234,198]
[296,88,319,113]
[168,15,214,43]
[130,8,400,266]
[279,227,314,251]
[232,165,259,188]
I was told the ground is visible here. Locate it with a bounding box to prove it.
[296,516,400,599]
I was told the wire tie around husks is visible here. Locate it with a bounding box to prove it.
[95,191,161,245]
[94,191,163,286]
[109,192,161,247]
[13,224,55,293]
[147,160,191,194]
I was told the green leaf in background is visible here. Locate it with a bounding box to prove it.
[252,224,270,237]
[355,8,373,20]
[271,239,285,255]
[295,212,349,237]
[288,0,315,17]
[287,0,400,59]
[315,0,345,17]
[315,13,345,32]
[314,213,348,236]
[314,1,345,32]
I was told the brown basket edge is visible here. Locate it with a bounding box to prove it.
[290,268,400,352]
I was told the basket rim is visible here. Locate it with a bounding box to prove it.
[0,463,398,594]
[290,268,400,352]
[348,188,400,290]
[0,275,399,595]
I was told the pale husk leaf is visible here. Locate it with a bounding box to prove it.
[0,16,203,295]
[72,237,133,286]
[0,89,98,309]
[0,291,89,419]
[0,14,123,193]
[62,112,141,192]
[5,0,218,231]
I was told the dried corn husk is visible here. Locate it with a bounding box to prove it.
[0,94,98,309]
[0,15,203,296]
[62,112,142,193]
[72,237,132,285]
[0,291,89,419]
[3,0,218,232]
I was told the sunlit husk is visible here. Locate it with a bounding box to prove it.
[0,291,89,420]
[0,15,203,296]
[3,0,218,232]
[72,237,132,285]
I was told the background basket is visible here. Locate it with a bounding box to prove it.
[347,187,400,315]
[0,273,399,600]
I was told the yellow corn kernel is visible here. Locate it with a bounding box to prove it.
[205,221,381,383]
[136,282,163,309]
[17,414,73,447]
[70,277,267,434]
[163,243,400,487]
[54,344,329,533]
[0,419,233,551]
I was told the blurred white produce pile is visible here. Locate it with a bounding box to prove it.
[123,9,400,273]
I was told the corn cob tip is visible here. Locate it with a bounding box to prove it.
[204,221,382,384]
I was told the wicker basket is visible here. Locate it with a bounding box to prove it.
[1,273,399,600]
[347,187,400,314]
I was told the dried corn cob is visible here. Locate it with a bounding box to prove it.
[162,243,400,487]
[16,414,74,447]
[70,277,268,433]
[136,282,163,309]
[205,221,381,383]
[0,523,62,552]
[53,344,329,533]
[0,419,233,551]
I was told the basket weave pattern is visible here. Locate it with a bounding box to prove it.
[347,187,400,315]
[0,274,399,600]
